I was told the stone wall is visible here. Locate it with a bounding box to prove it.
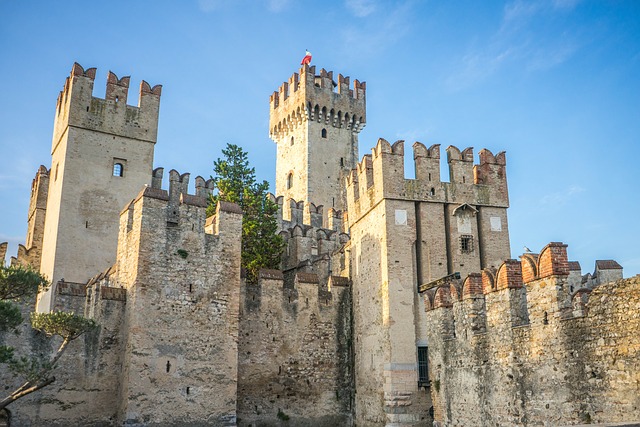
[116,170,242,426]
[1,170,244,427]
[37,63,161,311]
[237,271,352,426]
[0,275,126,426]
[13,166,50,268]
[424,243,639,426]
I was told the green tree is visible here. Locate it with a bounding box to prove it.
[0,264,96,410]
[207,143,285,283]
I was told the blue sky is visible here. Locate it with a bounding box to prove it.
[1,0,639,277]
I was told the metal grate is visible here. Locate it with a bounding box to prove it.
[460,235,474,253]
[418,346,429,387]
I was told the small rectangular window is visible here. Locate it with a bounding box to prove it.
[418,346,429,387]
[113,163,124,177]
[460,235,473,253]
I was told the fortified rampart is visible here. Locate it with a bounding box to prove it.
[269,194,350,287]
[347,138,510,281]
[269,64,366,138]
[115,168,242,426]
[1,269,127,426]
[1,169,244,426]
[237,270,352,426]
[423,242,637,427]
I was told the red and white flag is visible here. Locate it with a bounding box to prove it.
[301,50,312,65]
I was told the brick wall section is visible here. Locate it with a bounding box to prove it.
[496,259,523,290]
[462,273,483,298]
[54,280,87,314]
[521,253,539,283]
[56,281,87,296]
[434,285,453,308]
[538,242,569,278]
[100,286,126,301]
[482,268,496,294]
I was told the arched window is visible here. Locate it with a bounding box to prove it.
[321,128,327,138]
[287,172,293,189]
[290,136,294,146]
[113,163,124,177]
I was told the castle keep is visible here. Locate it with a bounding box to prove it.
[1,62,637,427]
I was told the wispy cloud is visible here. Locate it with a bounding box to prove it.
[503,0,541,25]
[340,1,413,58]
[540,185,585,205]
[526,38,578,71]
[446,0,582,91]
[446,45,522,91]
[345,0,378,17]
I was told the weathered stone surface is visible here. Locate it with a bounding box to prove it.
[425,246,640,427]
[236,272,352,426]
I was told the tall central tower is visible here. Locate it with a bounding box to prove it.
[269,64,366,211]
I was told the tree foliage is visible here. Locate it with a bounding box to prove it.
[0,264,97,410]
[0,264,48,301]
[207,143,285,283]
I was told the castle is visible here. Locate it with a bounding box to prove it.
[0,62,638,427]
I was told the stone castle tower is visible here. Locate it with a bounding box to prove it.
[36,63,161,311]
[269,64,366,212]
[345,140,512,425]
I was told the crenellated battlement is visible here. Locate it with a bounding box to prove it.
[346,138,509,225]
[243,269,349,310]
[118,168,238,256]
[266,193,350,285]
[267,193,348,234]
[423,242,636,427]
[52,62,162,149]
[269,64,366,142]
[422,242,624,324]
